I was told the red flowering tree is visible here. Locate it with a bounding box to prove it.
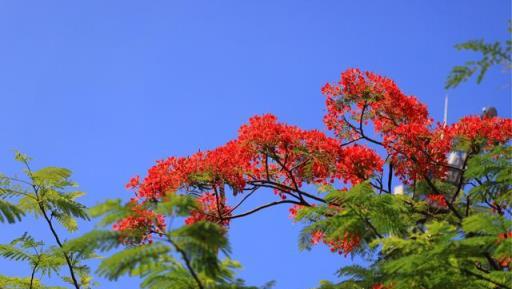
[75,68,511,289]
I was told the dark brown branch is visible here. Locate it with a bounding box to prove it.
[166,236,204,289]
[245,181,302,201]
[343,115,384,147]
[22,158,82,289]
[289,157,312,172]
[387,163,393,195]
[264,155,270,181]
[227,200,302,220]
[345,203,384,239]
[370,181,390,194]
[38,202,81,289]
[484,252,500,271]
[271,151,301,193]
[340,137,363,147]
[422,174,463,220]
[212,186,224,222]
[228,188,257,214]
[247,180,326,203]
[29,262,39,289]
[465,196,471,217]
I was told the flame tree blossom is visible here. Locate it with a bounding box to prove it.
[114,68,511,274]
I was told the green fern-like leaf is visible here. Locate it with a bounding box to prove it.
[0,275,67,289]
[97,243,171,280]
[0,199,24,223]
[64,230,122,259]
[172,221,230,278]
[0,244,33,262]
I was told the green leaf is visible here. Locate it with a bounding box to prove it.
[0,244,33,262]
[0,199,24,223]
[172,221,230,278]
[44,189,89,221]
[89,199,130,226]
[0,275,67,289]
[31,167,73,188]
[54,214,78,232]
[97,243,171,280]
[64,230,122,258]
[446,35,511,89]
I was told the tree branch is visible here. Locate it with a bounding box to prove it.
[38,201,81,289]
[29,262,39,289]
[387,163,393,195]
[227,200,302,220]
[166,236,204,289]
[23,161,82,289]
[461,268,511,289]
[422,174,463,220]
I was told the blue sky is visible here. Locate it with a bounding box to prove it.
[0,1,510,288]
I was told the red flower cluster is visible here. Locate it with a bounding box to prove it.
[124,113,383,228]
[451,116,512,146]
[132,141,252,201]
[185,192,232,226]
[125,175,140,189]
[322,68,430,140]
[134,157,187,200]
[498,257,511,268]
[322,68,512,183]
[113,201,166,244]
[426,194,448,207]
[238,114,383,186]
[495,231,511,267]
[288,204,307,219]
[321,68,446,183]
[372,284,391,289]
[310,230,361,256]
[118,67,511,252]
[497,231,512,241]
[326,232,361,256]
[337,145,384,184]
[311,230,324,245]
[384,124,452,183]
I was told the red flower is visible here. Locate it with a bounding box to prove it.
[451,116,512,146]
[322,68,430,141]
[121,67,512,253]
[426,194,448,207]
[385,123,452,183]
[113,201,166,244]
[129,113,383,211]
[498,231,512,241]
[125,176,140,189]
[288,204,305,219]
[311,231,324,245]
[498,257,511,268]
[337,145,384,184]
[185,192,232,226]
[310,230,361,256]
[326,232,361,256]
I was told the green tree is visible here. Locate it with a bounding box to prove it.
[66,195,274,289]
[299,145,512,288]
[0,153,266,289]
[0,152,90,289]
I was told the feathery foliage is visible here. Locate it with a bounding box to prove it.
[446,24,511,88]
[0,152,91,289]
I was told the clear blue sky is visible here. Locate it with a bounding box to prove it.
[0,1,510,288]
